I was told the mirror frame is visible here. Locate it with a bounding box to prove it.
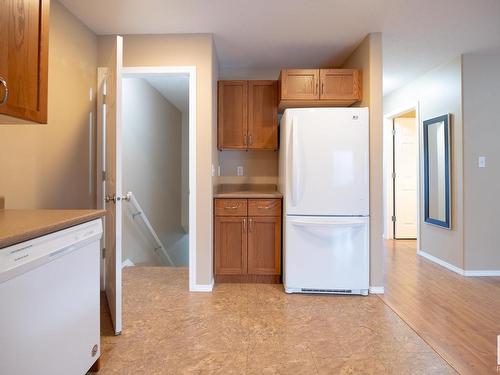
[423,114,451,229]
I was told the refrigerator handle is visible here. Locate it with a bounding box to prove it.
[291,116,300,206]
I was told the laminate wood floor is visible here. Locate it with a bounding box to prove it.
[97,266,454,374]
[380,240,500,375]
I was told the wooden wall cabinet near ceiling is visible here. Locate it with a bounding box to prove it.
[214,198,281,283]
[278,69,361,111]
[0,0,50,123]
[218,80,278,150]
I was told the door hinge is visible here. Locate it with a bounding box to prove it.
[392,129,396,136]
[102,170,106,181]
[392,172,396,179]
[392,216,396,222]
[102,248,106,258]
[102,93,107,105]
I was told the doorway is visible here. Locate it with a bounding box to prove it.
[96,60,198,335]
[383,105,420,243]
[121,74,190,268]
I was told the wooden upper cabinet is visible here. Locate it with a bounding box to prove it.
[279,69,319,100]
[320,69,361,101]
[218,80,248,149]
[0,0,50,123]
[248,80,278,150]
[247,216,281,276]
[214,216,247,275]
[218,80,278,150]
[278,68,362,111]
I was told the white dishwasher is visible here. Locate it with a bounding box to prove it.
[0,219,103,375]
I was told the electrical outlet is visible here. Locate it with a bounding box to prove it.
[211,164,215,177]
[237,166,244,176]
[479,156,486,168]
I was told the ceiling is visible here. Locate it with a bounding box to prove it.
[145,76,189,113]
[60,0,500,94]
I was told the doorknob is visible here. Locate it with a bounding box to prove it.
[105,193,131,203]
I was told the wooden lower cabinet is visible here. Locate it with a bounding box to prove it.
[214,216,247,275]
[247,216,281,275]
[214,198,281,283]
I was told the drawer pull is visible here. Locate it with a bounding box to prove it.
[224,204,240,210]
[257,205,273,210]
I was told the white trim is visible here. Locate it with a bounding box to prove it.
[369,286,385,294]
[383,102,421,250]
[463,270,500,277]
[102,65,199,292]
[190,279,214,292]
[417,250,464,275]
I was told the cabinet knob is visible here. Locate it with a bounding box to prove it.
[0,76,8,106]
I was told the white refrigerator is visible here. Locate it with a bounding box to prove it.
[279,108,370,295]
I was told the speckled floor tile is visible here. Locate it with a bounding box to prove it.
[96,267,455,374]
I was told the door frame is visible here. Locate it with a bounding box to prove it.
[383,103,421,249]
[97,65,198,291]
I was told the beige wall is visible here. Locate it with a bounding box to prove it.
[462,52,500,271]
[384,57,464,268]
[341,33,384,287]
[122,34,217,285]
[0,0,97,209]
[122,78,188,266]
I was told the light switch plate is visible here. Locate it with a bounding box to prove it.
[478,156,486,168]
[237,166,244,176]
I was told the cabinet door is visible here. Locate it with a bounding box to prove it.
[280,69,319,100]
[248,80,278,150]
[0,0,49,123]
[215,216,248,275]
[320,69,361,101]
[218,81,248,149]
[248,216,281,275]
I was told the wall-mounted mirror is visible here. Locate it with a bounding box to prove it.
[423,114,451,229]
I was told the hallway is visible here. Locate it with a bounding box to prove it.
[381,240,500,374]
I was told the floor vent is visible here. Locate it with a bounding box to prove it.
[301,288,353,294]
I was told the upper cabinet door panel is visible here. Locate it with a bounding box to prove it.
[280,69,319,100]
[320,69,361,101]
[248,80,278,150]
[218,80,248,149]
[0,0,50,123]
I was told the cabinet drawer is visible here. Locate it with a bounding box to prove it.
[215,199,247,216]
[248,199,281,216]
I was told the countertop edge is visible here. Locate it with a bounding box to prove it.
[0,210,106,249]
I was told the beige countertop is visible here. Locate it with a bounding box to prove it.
[0,209,106,249]
[214,184,283,198]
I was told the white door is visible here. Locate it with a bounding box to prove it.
[283,108,369,216]
[394,117,417,239]
[284,216,369,294]
[100,36,123,335]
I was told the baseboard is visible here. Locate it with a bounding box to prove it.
[122,258,135,268]
[417,250,464,275]
[463,270,500,277]
[369,286,385,294]
[190,278,214,292]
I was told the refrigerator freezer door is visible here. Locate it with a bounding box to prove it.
[284,215,369,294]
[284,108,369,216]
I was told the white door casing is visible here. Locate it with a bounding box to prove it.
[394,117,418,239]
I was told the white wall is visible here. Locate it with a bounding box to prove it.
[462,51,500,271]
[0,0,97,209]
[384,57,464,269]
[122,78,188,266]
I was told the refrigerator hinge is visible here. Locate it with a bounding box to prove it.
[392,216,396,222]
[102,170,106,181]
[392,129,396,136]
[392,172,396,179]
[102,248,106,258]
